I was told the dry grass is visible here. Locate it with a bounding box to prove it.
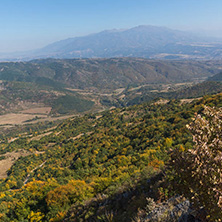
[153,99,169,105]
[20,107,52,114]
[114,88,125,95]
[29,114,76,124]
[0,113,46,125]
[0,112,77,128]
[0,150,30,179]
[29,131,53,141]
[180,97,202,104]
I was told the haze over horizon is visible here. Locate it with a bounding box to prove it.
[1,0,222,53]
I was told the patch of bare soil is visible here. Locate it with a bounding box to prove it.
[114,88,125,95]
[29,114,77,124]
[65,88,85,92]
[69,131,93,141]
[0,150,30,179]
[70,133,84,140]
[20,107,52,115]
[153,99,169,105]
[95,115,102,119]
[0,113,46,126]
[8,137,19,143]
[180,97,202,104]
[29,131,53,141]
[0,112,77,128]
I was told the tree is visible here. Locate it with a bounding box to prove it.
[168,106,222,221]
[28,211,44,222]
[46,180,93,212]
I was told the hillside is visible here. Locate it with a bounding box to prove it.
[1,58,222,126]
[0,81,95,116]
[1,25,222,60]
[122,81,222,106]
[0,93,221,221]
[207,71,222,81]
[0,58,222,91]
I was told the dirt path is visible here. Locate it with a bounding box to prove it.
[23,161,46,185]
[68,131,93,141]
[29,131,53,141]
[0,150,45,179]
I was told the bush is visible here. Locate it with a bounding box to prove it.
[167,106,222,221]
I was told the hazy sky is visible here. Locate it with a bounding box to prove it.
[1,0,222,52]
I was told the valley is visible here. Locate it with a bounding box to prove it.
[0,57,221,221]
[0,58,221,123]
[2,1,222,221]
[0,81,206,129]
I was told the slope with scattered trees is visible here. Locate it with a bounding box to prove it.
[0,93,221,221]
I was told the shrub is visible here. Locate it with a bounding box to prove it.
[167,106,222,221]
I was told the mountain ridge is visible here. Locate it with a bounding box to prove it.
[1,25,222,61]
[0,58,222,91]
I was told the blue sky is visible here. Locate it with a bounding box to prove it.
[1,0,222,52]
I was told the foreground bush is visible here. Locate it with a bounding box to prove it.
[168,106,222,221]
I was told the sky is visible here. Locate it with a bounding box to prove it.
[0,0,222,53]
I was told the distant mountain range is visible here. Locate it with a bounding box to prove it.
[2,25,222,61]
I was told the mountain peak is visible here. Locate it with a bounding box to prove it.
[129,25,168,30]
[1,25,222,61]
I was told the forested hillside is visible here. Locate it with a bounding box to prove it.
[208,71,222,81]
[0,93,222,221]
[1,58,222,119]
[122,81,222,106]
[0,58,222,90]
[0,81,95,115]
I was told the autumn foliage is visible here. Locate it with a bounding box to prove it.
[0,94,222,221]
